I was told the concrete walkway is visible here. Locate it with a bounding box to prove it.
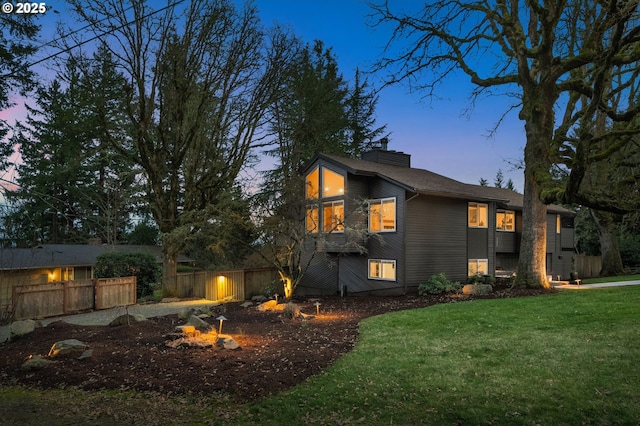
[1,298,220,343]
[553,280,640,290]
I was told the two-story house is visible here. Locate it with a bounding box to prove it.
[298,149,575,296]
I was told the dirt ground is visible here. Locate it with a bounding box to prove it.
[0,287,553,403]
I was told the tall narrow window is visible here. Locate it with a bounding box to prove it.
[468,203,488,228]
[556,214,561,234]
[369,198,396,232]
[368,259,396,281]
[322,168,344,197]
[496,210,515,231]
[305,167,319,199]
[323,200,344,232]
[306,207,319,233]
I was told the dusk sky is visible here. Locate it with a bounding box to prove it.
[5,0,527,191]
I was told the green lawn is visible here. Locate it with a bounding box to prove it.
[2,285,639,425]
[234,286,640,425]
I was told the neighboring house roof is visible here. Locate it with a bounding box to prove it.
[0,244,193,271]
[316,153,574,215]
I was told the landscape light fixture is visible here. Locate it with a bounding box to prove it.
[216,315,228,334]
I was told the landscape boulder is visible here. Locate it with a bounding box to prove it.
[21,355,54,371]
[109,314,146,326]
[48,339,89,358]
[185,315,213,332]
[10,319,37,340]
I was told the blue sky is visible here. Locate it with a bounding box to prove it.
[5,0,526,191]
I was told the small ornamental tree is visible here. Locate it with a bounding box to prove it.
[94,252,160,298]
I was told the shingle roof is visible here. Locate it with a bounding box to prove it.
[318,153,574,215]
[0,244,193,271]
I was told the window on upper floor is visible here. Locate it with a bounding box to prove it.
[323,200,344,233]
[305,166,345,234]
[369,198,396,232]
[496,210,515,232]
[368,259,396,281]
[468,259,488,276]
[305,167,320,199]
[556,214,561,234]
[468,203,488,228]
[322,168,344,198]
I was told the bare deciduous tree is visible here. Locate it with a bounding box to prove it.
[66,0,292,292]
[371,0,640,287]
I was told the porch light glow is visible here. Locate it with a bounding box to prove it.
[314,301,321,315]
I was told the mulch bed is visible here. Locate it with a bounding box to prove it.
[0,287,553,402]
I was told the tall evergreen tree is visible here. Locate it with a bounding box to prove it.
[3,50,137,246]
[0,14,40,168]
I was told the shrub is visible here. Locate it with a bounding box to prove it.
[418,273,462,295]
[467,274,495,285]
[94,252,160,298]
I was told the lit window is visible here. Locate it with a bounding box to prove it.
[369,198,396,232]
[496,210,515,232]
[322,168,344,197]
[468,259,489,276]
[368,259,396,281]
[468,203,488,228]
[306,207,318,233]
[556,214,561,234]
[323,200,344,232]
[305,167,319,199]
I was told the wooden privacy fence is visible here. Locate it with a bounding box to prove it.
[574,254,602,279]
[176,268,279,301]
[12,277,136,320]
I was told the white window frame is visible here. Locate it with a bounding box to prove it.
[468,203,488,228]
[368,259,397,281]
[368,197,396,232]
[496,209,515,232]
[323,200,344,233]
[468,259,489,276]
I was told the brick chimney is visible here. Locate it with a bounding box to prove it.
[361,138,411,167]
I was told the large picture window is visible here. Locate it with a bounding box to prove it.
[368,259,396,281]
[305,166,346,234]
[468,203,488,228]
[468,259,489,276]
[323,200,344,233]
[322,168,344,198]
[496,210,515,232]
[369,198,396,232]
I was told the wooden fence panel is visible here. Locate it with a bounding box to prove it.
[204,270,245,302]
[575,254,601,279]
[95,277,136,310]
[244,268,281,297]
[13,282,66,320]
[176,272,206,298]
[66,279,95,312]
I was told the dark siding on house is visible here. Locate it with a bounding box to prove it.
[406,195,467,286]
[496,231,518,253]
[359,177,405,294]
[296,253,338,296]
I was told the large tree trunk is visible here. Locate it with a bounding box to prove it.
[516,172,549,288]
[162,247,178,297]
[515,85,555,289]
[590,209,624,277]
